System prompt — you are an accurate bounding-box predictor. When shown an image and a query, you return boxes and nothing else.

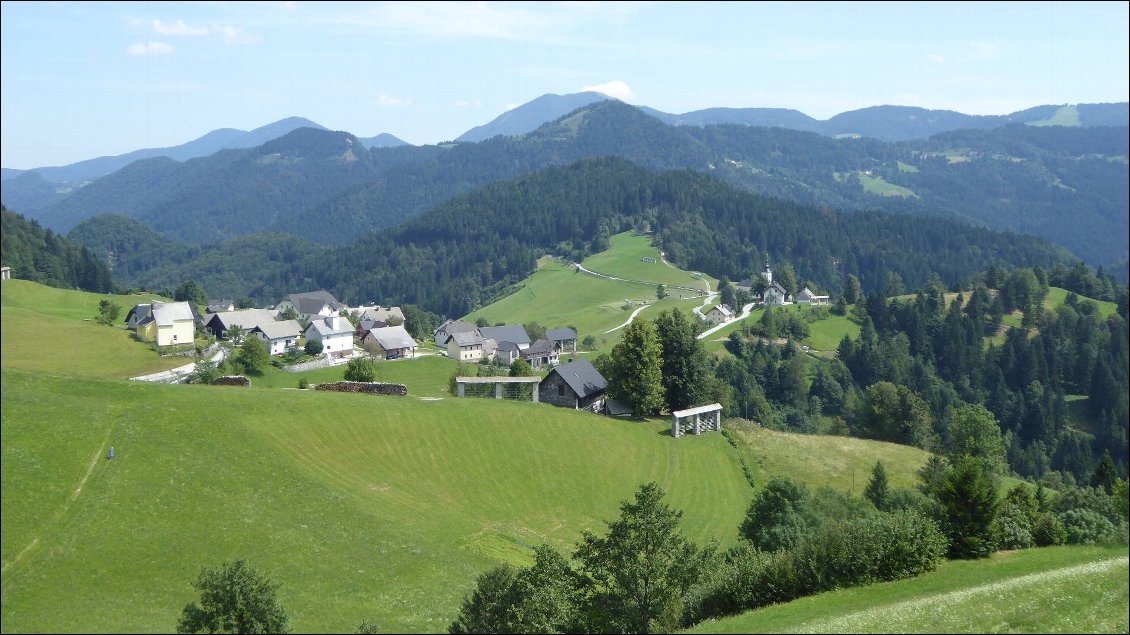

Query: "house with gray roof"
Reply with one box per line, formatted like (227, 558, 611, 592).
(204, 309, 278, 340)
(126, 301, 196, 347)
(304, 315, 355, 358)
(250, 320, 303, 355)
(547, 327, 578, 353)
(521, 339, 560, 370)
(434, 320, 478, 346)
(361, 325, 417, 359)
(276, 290, 345, 321)
(206, 299, 235, 313)
(354, 305, 405, 324)
(479, 325, 531, 349)
(539, 358, 607, 412)
(446, 330, 485, 362)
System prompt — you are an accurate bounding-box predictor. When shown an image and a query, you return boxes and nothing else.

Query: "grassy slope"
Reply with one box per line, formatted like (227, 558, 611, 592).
(0, 367, 754, 633)
(0, 279, 187, 378)
(466, 233, 713, 354)
(686, 546, 1128, 634)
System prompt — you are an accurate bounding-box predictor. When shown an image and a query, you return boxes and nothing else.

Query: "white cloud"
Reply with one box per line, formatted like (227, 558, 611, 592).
(579, 80, 636, 102)
(926, 54, 946, 64)
(213, 24, 260, 44)
(152, 19, 209, 36)
(127, 41, 174, 56)
(504, 103, 520, 111)
(379, 94, 412, 107)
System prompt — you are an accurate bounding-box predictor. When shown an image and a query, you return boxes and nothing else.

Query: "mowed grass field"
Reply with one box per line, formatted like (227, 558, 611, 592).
(0, 279, 187, 378)
(685, 545, 1128, 634)
(465, 235, 712, 354)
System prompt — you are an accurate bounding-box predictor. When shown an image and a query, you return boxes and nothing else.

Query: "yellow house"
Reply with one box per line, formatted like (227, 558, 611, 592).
(127, 301, 196, 347)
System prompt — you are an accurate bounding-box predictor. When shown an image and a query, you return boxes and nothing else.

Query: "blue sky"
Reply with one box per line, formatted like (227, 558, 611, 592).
(2, 1, 1127, 169)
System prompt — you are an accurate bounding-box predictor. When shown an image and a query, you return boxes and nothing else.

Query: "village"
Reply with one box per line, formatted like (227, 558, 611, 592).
(120, 256, 834, 434)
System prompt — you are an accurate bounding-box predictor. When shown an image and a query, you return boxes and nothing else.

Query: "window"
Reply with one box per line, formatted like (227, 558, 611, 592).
(558, 383, 565, 397)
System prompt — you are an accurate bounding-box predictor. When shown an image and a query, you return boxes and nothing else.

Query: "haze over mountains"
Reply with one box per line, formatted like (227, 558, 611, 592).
(1, 93, 1127, 285)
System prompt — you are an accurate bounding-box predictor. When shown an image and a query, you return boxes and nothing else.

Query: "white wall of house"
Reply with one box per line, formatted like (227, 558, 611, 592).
(447, 339, 482, 361)
(257, 333, 296, 356)
(318, 332, 352, 353)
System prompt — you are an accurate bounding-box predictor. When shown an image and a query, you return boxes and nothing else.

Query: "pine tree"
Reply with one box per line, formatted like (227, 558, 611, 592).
(655, 308, 711, 411)
(864, 461, 890, 510)
(937, 456, 999, 559)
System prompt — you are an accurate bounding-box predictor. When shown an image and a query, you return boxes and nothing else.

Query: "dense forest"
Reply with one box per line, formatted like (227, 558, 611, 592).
(0, 207, 113, 292)
(713, 267, 1129, 483)
(64, 157, 1075, 317)
(11, 101, 1126, 273)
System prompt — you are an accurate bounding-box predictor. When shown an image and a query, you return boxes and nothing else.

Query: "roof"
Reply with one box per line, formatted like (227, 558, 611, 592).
(709, 304, 733, 317)
(497, 340, 520, 352)
(770, 282, 788, 294)
(357, 306, 404, 322)
(523, 339, 556, 356)
(605, 397, 634, 417)
(252, 320, 302, 340)
(206, 299, 235, 313)
(450, 331, 485, 347)
(358, 319, 387, 331)
(305, 315, 354, 337)
(208, 309, 278, 332)
(283, 290, 344, 315)
(366, 325, 416, 350)
(547, 328, 577, 341)
(479, 325, 531, 346)
(440, 320, 478, 335)
(126, 303, 152, 323)
(151, 301, 195, 326)
(541, 358, 607, 399)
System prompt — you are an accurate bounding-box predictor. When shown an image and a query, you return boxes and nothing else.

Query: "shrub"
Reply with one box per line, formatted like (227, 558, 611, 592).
(304, 339, 323, 356)
(343, 357, 377, 383)
(1061, 508, 1121, 545)
(298, 377, 309, 390)
(1031, 512, 1068, 547)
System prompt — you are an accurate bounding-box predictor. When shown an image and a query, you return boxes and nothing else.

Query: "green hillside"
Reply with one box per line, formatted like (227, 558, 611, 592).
(0, 279, 189, 378)
(685, 546, 1127, 634)
(0, 279, 940, 633)
(466, 233, 712, 353)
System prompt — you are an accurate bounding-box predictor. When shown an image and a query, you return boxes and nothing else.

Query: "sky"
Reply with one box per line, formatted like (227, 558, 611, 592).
(2, 1, 1128, 170)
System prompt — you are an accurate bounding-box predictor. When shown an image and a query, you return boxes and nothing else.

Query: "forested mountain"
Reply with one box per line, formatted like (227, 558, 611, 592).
(15, 101, 1127, 273)
(68, 158, 1074, 318)
(455, 92, 612, 141)
(0, 207, 112, 292)
(359, 133, 410, 149)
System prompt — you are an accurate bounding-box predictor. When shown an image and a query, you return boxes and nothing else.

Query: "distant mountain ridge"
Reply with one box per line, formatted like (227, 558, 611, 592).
(1, 117, 329, 186)
(459, 93, 1129, 143)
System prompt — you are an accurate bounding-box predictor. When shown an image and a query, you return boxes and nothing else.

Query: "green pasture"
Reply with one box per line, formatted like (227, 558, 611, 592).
(686, 545, 1128, 634)
(580, 232, 716, 291)
(858, 172, 918, 198)
(0, 279, 187, 378)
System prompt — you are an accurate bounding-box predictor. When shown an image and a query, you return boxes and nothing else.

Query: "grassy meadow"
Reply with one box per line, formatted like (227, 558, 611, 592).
(685, 546, 1128, 634)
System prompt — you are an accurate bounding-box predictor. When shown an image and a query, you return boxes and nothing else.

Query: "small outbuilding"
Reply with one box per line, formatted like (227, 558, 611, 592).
(538, 358, 607, 413)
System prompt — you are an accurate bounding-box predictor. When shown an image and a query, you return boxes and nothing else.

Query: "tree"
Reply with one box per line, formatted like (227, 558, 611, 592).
(654, 308, 711, 412)
(937, 456, 999, 559)
(948, 404, 1008, 475)
(884, 271, 906, 298)
(186, 360, 221, 385)
(1091, 450, 1118, 494)
(227, 325, 245, 344)
(739, 476, 813, 551)
(718, 277, 735, 309)
(607, 319, 665, 417)
(448, 565, 519, 634)
(448, 545, 579, 634)
(304, 339, 323, 356)
(776, 264, 798, 298)
(843, 273, 863, 305)
(860, 382, 936, 450)
(235, 336, 269, 375)
(176, 559, 290, 634)
(278, 305, 299, 321)
(174, 280, 208, 307)
(656, 284, 667, 300)
(864, 461, 890, 511)
(574, 482, 703, 634)
(917, 454, 949, 497)
(97, 299, 122, 326)
(344, 357, 377, 382)
(508, 358, 533, 377)
(475, 316, 490, 328)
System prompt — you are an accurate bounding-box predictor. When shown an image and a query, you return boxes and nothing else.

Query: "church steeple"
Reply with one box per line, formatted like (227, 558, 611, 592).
(764, 255, 773, 285)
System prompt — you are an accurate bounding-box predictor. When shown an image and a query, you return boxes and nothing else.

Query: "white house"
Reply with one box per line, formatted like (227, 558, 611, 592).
(360, 325, 417, 359)
(304, 315, 355, 358)
(251, 320, 303, 356)
(521, 339, 560, 370)
(447, 330, 485, 362)
(126, 301, 196, 347)
(434, 320, 478, 346)
(353, 305, 405, 324)
(703, 304, 734, 325)
(796, 287, 830, 306)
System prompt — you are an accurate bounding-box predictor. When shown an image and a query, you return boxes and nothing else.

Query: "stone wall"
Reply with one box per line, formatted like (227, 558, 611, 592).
(313, 381, 408, 396)
(211, 375, 251, 387)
